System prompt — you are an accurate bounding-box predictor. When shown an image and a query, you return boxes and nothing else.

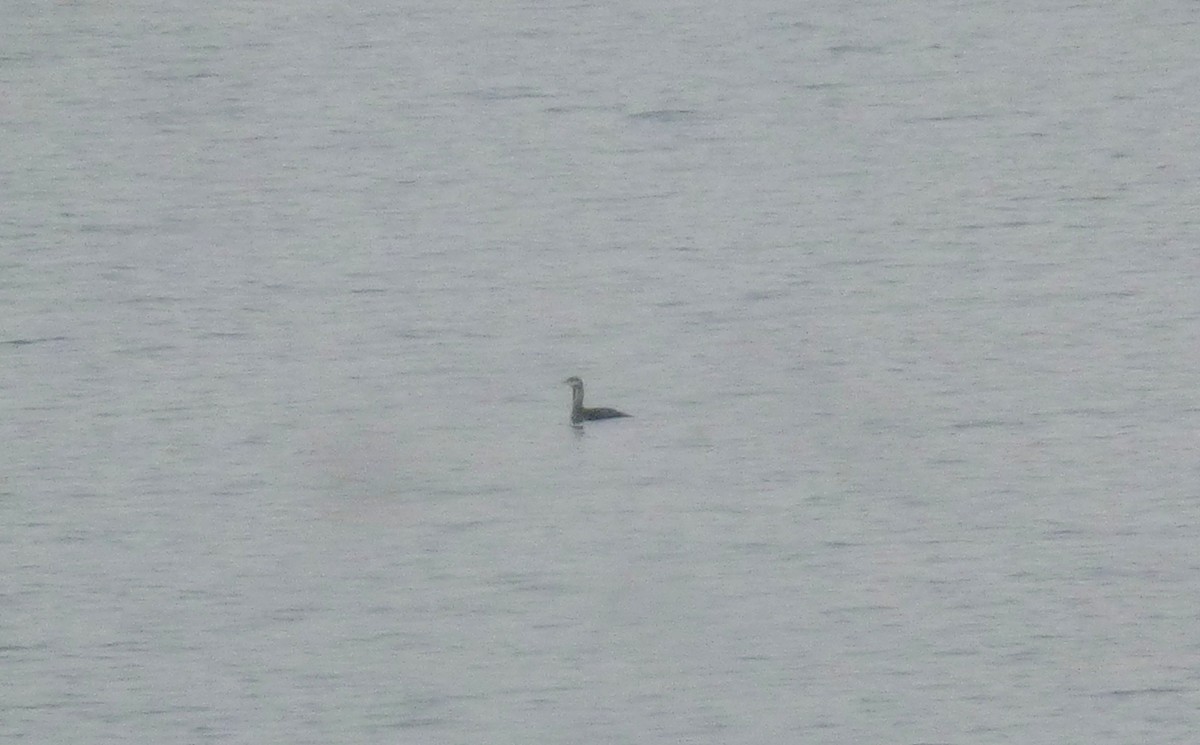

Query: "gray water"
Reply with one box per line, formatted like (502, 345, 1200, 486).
(4, 1, 1199, 742)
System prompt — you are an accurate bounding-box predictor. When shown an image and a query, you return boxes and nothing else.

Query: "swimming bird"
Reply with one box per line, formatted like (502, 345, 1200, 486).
(563, 376, 631, 425)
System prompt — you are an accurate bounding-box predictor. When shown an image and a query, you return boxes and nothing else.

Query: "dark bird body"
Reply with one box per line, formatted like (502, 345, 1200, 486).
(563, 376, 631, 425)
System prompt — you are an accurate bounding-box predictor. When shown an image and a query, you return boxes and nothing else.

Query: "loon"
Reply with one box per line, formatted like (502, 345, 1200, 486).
(563, 377, 631, 425)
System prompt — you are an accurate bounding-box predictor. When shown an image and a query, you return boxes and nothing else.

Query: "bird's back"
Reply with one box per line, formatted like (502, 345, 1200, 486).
(579, 406, 631, 422)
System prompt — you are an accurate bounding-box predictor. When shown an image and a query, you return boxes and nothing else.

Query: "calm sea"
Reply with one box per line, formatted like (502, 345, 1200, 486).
(3, 1, 1199, 742)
